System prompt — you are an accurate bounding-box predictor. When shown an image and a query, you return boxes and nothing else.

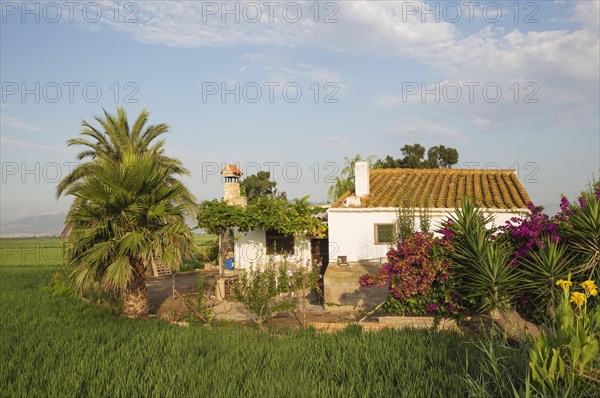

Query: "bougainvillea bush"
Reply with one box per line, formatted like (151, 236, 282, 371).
(359, 232, 464, 316)
(499, 188, 599, 270)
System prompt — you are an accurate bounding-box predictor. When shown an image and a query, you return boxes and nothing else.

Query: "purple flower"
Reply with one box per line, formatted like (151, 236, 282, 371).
(450, 292, 463, 302)
(426, 303, 439, 312)
(445, 303, 458, 313)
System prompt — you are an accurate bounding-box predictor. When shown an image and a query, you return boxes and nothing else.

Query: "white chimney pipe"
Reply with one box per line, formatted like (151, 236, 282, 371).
(355, 161, 370, 198)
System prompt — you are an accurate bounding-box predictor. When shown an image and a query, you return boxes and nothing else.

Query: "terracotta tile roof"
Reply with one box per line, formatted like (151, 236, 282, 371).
(221, 164, 242, 176)
(331, 168, 531, 209)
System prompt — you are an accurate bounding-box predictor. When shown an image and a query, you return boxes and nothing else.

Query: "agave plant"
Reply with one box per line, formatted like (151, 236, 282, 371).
(453, 229, 521, 312)
(518, 239, 574, 316)
(560, 191, 600, 281)
(448, 197, 521, 312)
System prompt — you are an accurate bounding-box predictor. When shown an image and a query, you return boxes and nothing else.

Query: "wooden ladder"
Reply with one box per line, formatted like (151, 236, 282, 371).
(152, 260, 172, 277)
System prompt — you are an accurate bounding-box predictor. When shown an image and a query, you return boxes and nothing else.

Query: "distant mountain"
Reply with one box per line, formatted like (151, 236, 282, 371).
(1, 213, 197, 237)
(0, 214, 66, 237)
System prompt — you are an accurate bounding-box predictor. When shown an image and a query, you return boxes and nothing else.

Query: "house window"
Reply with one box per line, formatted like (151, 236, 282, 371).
(374, 224, 395, 245)
(266, 230, 295, 255)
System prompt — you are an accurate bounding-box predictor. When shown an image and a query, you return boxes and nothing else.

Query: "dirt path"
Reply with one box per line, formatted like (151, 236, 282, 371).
(146, 270, 360, 326)
(146, 270, 219, 314)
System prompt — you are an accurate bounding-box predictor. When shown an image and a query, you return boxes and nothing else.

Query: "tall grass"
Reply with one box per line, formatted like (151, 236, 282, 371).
(0, 265, 527, 397)
(1, 239, 532, 397)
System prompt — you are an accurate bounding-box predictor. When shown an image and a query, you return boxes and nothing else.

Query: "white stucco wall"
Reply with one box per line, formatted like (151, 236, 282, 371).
(234, 229, 311, 270)
(327, 208, 527, 263)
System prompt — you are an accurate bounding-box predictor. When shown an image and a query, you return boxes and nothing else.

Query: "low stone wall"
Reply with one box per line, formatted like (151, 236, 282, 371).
(323, 262, 388, 310)
(308, 317, 459, 333)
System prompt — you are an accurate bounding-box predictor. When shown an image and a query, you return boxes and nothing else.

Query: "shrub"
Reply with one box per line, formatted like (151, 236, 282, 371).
(359, 232, 463, 316)
(198, 239, 219, 263)
(180, 255, 205, 272)
(232, 262, 316, 326)
(499, 202, 561, 266)
(42, 271, 77, 298)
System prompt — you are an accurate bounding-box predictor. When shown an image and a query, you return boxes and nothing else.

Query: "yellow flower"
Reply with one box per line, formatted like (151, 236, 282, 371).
(556, 279, 572, 290)
(589, 288, 598, 297)
(569, 292, 586, 307)
(581, 280, 597, 295)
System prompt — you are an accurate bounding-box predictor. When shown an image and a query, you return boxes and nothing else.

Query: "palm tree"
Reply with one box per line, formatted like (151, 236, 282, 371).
(58, 109, 197, 316)
(56, 107, 189, 201)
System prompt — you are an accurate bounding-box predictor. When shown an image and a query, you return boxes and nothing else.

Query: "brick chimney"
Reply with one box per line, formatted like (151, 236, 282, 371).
(221, 164, 247, 207)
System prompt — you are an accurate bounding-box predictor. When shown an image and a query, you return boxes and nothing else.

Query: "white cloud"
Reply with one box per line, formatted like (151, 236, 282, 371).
(240, 53, 347, 88)
(375, 96, 403, 110)
(470, 118, 492, 128)
(0, 115, 42, 132)
(0, 137, 72, 153)
(79, 1, 598, 130)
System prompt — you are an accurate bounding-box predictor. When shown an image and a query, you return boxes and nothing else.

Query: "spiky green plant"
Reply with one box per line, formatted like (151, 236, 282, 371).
(519, 239, 574, 315)
(561, 191, 600, 281)
(448, 197, 521, 312)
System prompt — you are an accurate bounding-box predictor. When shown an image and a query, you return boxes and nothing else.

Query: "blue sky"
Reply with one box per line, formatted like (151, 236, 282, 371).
(1, 0, 599, 223)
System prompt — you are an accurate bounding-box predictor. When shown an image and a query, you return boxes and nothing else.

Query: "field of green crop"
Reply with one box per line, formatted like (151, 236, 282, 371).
(0, 238, 64, 266)
(0, 238, 521, 397)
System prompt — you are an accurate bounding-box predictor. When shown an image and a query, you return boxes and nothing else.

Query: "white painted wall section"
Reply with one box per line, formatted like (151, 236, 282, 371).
(327, 208, 527, 263)
(234, 229, 311, 270)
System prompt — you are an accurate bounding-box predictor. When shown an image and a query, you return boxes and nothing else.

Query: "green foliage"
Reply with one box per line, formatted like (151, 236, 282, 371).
(42, 271, 77, 298)
(198, 238, 218, 263)
(360, 232, 462, 316)
(3, 266, 533, 397)
(448, 197, 521, 312)
(425, 145, 459, 168)
(58, 109, 197, 317)
(327, 154, 376, 201)
(231, 261, 321, 325)
(374, 143, 459, 169)
(395, 205, 416, 244)
(197, 197, 326, 239)
(462, 329, 531, 398)
(196, 200, 245, 236)
(529, 279, 600, 396)
(240, 171, 282, 203)
(560, 191, 600, 280)
(193, 273, 212, 323)
(232, 264, 299, 325)
(179, 257, 204, 272)
(519, 240, 575, 315)
(419, 207, 432, 233)
(62, 152, 197, 293)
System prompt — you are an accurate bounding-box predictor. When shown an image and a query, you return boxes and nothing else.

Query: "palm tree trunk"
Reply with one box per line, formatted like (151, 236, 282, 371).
(124, 259, 149, 317)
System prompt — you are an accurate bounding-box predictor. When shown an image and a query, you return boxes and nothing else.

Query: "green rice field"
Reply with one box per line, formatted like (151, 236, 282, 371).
(0, 238, 520, 397)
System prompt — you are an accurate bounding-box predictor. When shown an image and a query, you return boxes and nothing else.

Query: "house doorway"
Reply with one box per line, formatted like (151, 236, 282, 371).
(310, 238, 329, 267)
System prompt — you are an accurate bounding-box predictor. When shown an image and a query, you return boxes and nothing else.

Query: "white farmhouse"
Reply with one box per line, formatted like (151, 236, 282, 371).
(328, 161, 532, 263)
(324, 161, 532, 308)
